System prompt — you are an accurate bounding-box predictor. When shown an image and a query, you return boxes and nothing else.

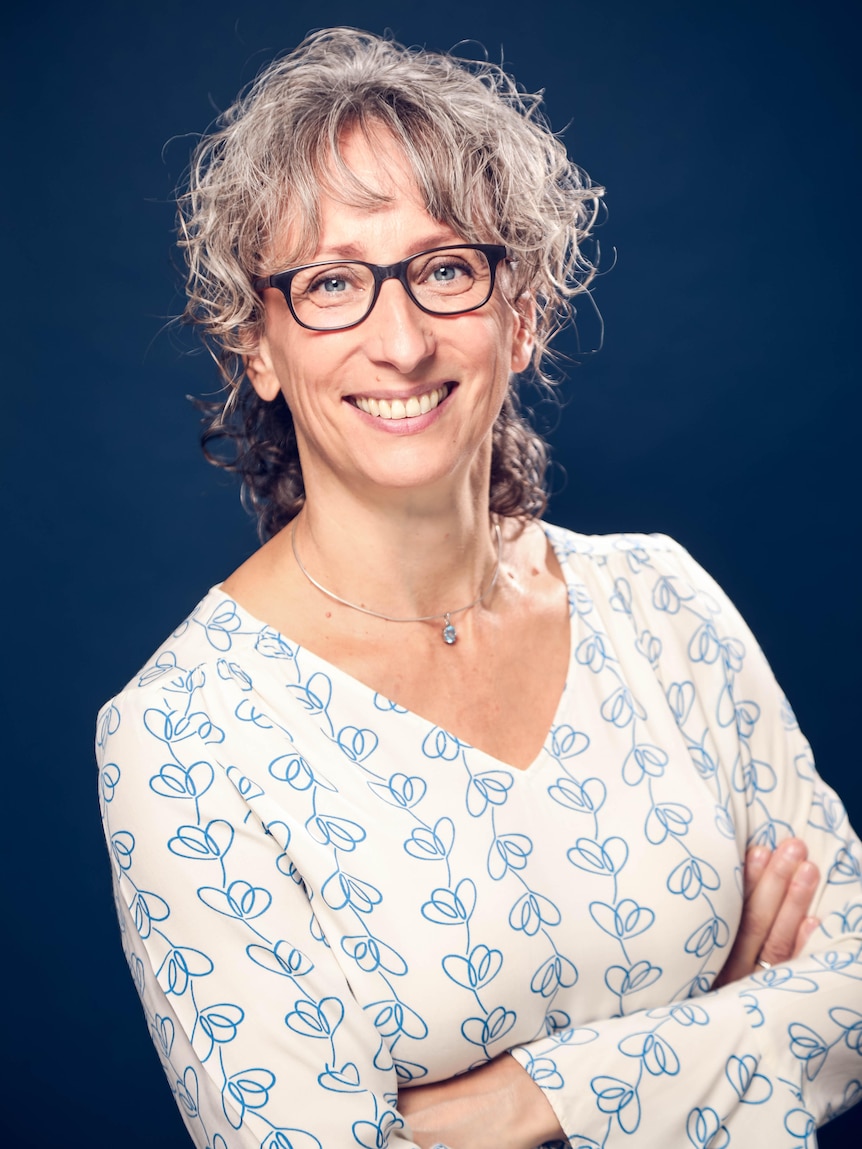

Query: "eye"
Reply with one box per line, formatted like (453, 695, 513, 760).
(296, 264, 369, 307)
(428, 259, 472, 284)
(414, 254, 478, 294)
(306, 270, 357, 296)
(317, 276, 347, 293)
(430, 263, 462, 283)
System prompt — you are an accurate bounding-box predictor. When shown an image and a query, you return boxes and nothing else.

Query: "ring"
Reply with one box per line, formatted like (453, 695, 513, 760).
(756, 958, 772, 970)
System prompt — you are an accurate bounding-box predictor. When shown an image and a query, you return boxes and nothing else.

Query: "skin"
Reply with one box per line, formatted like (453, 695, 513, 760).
(234, 124, 569, 773)
(226, 124, 822, 1149)
(713, 837, 820, 987)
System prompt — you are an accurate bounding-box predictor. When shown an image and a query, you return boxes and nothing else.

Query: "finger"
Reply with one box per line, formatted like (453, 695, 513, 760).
(757, 861, 820, 966)
(732, 838, 809, 972)
(793, 915, 821, 958)
(742, 846, 771, 899)
(716, 844, 798, 987)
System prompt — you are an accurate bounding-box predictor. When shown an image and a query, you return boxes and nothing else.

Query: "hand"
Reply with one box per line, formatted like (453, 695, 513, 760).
(398, 1053, 564, 1149)
(714, 837, 821, 988)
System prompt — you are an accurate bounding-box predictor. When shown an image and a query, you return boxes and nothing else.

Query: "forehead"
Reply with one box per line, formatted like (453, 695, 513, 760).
(333, 124, 415, 198)
(282, 125, 462, 263)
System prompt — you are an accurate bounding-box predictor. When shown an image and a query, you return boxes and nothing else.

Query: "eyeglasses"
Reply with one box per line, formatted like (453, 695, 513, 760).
(253, 244, 508, 332)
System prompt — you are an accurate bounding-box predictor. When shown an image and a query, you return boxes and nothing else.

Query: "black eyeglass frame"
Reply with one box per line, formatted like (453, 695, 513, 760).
(253, 243, 509, 332)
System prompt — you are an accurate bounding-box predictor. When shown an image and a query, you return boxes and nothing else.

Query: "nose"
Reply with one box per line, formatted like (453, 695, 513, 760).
(363, 277, 435, 373)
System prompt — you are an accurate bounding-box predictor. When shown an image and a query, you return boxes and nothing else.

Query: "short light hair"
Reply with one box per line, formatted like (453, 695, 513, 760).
(179, 27, 602, 539)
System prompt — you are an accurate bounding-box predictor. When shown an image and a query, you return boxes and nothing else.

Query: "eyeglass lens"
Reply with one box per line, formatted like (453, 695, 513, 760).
(289, 247, 495, 329)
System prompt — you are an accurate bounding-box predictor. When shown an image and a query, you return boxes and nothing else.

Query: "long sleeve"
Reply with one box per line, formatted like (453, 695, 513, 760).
(97, 530, 862, 1148)
(97, 677, 424, 1149)
(509, 535, 862, 1146)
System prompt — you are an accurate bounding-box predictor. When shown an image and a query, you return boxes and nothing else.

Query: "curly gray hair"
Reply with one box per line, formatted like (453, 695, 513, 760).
(179, 27, 602, 539)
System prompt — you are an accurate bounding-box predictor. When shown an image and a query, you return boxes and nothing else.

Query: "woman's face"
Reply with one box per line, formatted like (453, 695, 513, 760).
(246, 125, 533, 510)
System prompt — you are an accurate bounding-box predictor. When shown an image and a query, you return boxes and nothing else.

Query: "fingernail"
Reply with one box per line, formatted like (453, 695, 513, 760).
(794, 861, 819, 885)
(783, 839, 806, 862)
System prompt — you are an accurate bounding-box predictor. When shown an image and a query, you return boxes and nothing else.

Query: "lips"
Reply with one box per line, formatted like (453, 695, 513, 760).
(352, 384, 450, 420)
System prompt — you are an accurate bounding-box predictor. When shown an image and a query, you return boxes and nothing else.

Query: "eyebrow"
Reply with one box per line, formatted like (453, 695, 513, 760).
(311, 233, 465, 263)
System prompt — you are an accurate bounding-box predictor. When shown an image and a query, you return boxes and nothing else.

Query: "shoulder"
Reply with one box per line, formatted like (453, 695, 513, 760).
(542, 521, 715, 586)
(95, 585, 286, 742)
(543, 521, 686, 560)
(99, 587, 229, 696)
(540, 521, 753, 643)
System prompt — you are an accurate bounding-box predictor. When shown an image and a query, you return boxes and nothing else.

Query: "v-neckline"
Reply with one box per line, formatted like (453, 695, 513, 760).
(208, 523, 576, 775)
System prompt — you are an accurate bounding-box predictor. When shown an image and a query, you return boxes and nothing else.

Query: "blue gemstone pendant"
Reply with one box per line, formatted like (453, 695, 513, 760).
(442, 614, 457, 644)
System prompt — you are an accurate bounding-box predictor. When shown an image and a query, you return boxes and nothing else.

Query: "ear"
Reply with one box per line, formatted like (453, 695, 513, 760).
(509, 294, 536, 375)
(244, 332, 281, 402)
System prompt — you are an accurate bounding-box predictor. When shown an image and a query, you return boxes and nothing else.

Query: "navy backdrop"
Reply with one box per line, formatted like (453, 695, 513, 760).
(3, 0, 859, 1145)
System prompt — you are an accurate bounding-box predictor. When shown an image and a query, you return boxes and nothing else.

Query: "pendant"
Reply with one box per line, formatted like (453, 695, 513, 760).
(442, 613, 457, 645)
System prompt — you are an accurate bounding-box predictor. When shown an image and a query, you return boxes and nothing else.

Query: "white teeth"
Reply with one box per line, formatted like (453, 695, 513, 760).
(354, 384, 449, 420)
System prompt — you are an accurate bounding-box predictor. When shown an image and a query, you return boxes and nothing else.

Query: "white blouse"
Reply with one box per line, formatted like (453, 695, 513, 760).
(96, 527, 862, 1148)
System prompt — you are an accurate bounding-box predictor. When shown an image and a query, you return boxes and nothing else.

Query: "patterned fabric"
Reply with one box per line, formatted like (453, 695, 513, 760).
(95, 527, 862, 1148)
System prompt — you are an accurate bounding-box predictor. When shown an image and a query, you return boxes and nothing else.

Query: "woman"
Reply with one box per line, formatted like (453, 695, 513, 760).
(96, 28, 861, 1148)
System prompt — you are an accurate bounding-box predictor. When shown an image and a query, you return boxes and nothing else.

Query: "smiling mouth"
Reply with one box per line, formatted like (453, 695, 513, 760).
(352, 384, 450, 420)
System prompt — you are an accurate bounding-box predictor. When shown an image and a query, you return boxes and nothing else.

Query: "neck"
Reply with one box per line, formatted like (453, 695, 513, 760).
(291, 483, 501, 623)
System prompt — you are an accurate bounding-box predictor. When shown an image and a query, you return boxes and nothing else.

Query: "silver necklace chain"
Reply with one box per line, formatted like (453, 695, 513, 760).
(290, 520, 503, 645)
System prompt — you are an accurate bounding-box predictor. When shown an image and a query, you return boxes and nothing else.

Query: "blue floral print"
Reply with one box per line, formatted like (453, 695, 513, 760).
(96, 527, 862, 1146)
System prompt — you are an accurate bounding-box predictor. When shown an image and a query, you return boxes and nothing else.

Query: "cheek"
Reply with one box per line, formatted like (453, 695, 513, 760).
(268, 341, 320, 406)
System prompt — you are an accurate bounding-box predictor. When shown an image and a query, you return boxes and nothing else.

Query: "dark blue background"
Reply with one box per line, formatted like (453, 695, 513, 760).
(3, 0, 859, 1145)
